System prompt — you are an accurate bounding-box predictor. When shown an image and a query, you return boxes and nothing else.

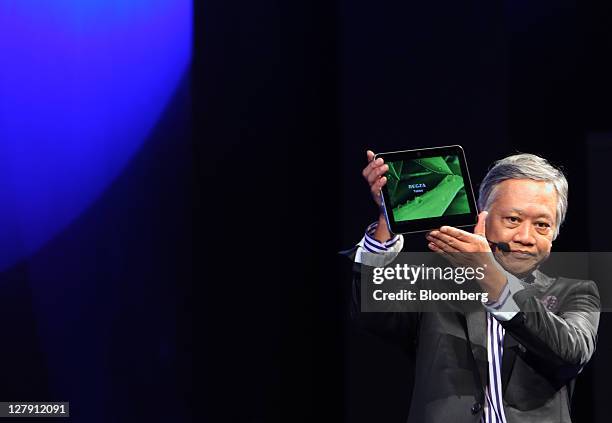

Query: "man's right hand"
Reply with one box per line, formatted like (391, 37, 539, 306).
(362, 150, 393, 243)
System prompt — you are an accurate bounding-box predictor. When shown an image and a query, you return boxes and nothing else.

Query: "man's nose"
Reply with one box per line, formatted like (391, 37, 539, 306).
(513, 222, 536, 245)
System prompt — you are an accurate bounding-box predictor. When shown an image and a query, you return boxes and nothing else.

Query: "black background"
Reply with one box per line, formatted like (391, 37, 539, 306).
(197, 0, 612, 422)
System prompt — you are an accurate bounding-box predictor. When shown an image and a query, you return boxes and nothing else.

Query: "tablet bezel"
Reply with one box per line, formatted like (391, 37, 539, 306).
(375, 145, 479, 235)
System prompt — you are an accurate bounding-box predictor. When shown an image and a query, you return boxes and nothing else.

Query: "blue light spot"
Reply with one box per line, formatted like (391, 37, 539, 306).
(0, 0, 192, 272)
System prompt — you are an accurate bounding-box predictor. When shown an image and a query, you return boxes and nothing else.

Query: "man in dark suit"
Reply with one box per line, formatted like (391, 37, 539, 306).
(345, 151, 600, 422)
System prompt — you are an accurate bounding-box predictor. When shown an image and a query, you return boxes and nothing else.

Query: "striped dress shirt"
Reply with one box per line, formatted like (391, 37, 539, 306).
(482, 312, 506, 422)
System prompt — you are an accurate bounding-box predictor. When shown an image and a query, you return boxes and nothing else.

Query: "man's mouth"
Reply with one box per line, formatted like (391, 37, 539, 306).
(509, 251, 535, 259)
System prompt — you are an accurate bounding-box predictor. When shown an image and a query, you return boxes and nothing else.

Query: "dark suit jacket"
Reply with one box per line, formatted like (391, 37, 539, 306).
(344, 248, 600, 423)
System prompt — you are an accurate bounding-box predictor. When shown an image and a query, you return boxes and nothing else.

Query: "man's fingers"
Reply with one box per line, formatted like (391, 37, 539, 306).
(363, 158, 385, 179)
(439, 226, 472, 242)
(427, 238, 459, 253)
(433, 224, 491, 253)
(428, 242, 443, 253)
(427, 230, 466, 252)
(366, 150, 375, 162)
(474, 211, 488, 237)
(368, 163, 388, 185)
(362, 153, 385, 181)
(371, 176, 387, 196)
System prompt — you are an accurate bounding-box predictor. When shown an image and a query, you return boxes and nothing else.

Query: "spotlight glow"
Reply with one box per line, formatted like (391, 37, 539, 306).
(0, 0, 192, 271)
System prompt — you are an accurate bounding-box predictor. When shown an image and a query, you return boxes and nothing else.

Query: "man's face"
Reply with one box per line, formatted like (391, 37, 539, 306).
(485, 179, 557, 277)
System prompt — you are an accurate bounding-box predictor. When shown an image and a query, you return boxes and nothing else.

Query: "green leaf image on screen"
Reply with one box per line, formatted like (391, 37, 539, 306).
(386, 155, 471, 221)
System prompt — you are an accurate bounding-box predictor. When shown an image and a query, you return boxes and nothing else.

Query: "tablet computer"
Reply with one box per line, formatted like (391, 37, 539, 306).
(375, 145, 479, 234)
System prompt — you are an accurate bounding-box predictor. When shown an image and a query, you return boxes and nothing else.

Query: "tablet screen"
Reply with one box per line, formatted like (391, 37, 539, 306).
(376, 145, 478, 234)
(386, 154, 470, 221)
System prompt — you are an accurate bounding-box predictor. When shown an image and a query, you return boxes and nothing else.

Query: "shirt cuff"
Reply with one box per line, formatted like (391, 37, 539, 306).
(483, 270, 525, 321)
(354, 221, 404, 267)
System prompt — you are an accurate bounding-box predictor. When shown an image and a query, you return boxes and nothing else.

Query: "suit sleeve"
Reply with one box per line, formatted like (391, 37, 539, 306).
(499, 279, 600, 372)
(342, 244, 422, 354)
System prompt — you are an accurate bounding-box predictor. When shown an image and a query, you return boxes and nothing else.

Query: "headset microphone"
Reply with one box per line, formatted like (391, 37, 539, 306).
(488, 240, 511, 253)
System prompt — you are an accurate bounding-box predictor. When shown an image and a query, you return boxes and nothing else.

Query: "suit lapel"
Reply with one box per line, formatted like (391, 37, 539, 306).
(465, 308, 488, 389)
(501, 330, 519, 394)
(464, 271, 547, 397)
(500, 270, 549, 393)
(465, 308, 519, 395)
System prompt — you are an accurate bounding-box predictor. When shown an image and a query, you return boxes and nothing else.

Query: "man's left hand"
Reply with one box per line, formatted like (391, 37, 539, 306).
(426, 211, 508, 301)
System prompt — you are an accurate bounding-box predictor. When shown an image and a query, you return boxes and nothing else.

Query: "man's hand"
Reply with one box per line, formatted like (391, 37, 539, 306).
(363, 150, 388, 208)
(426, 211, 508, 301)
(362, 150, 392, 243)
(426, 211, 491, 254)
